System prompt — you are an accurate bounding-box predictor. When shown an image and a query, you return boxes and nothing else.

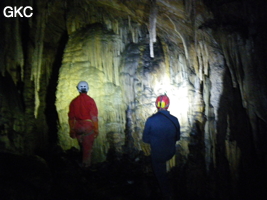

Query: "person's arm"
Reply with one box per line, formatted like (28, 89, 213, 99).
(92, 117, 99, 138)
(90, 99, 99, 138)
(68, 119, 76, 138)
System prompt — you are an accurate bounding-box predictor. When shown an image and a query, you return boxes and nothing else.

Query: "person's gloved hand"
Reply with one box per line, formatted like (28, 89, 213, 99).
(141, 141, 151, 156)
(93, 120, 99, 138)
(94, 130, 99, 138)
(166, 155, 176, 172)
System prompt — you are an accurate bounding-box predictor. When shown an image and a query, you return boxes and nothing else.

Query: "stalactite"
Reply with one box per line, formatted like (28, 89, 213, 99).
(196, 41, 210, 81)
(203, 42, 209, 75)
(2, 16, 24, 84)
(165, 14, 190, 67)
(66, 0, 145, 49)
(113, 19, 119, 35)
(202, 45, 225, 171)
(149, 0, 157, 58)
(30, 10, 46, 118)
(197, 42, 203, 81)
(14, 17, 24, 82)
(128, 16, 134, 43)
(221, 36, 238, 88)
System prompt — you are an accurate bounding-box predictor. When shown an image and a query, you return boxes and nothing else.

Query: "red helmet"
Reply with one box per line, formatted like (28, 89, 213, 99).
(155, 95, 170, 109)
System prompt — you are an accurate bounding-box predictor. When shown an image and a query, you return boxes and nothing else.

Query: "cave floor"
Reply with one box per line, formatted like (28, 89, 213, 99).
(3, 147, 266, 200)
(48, 148, 177, 200)
(0, 149, 180, 200)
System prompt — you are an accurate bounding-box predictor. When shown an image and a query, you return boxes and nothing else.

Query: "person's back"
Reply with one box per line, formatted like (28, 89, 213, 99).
(143, 109, 180, 162)
(68, 81, 99, 168)
(69, 92, 97, 118)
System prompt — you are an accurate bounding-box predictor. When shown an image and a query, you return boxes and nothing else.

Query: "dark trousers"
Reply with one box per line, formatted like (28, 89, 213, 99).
(152, 159, 173, 198)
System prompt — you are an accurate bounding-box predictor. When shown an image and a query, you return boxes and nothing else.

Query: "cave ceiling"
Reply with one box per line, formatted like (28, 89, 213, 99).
(42, 0, 253, 49)
(44, 0, 206, 50)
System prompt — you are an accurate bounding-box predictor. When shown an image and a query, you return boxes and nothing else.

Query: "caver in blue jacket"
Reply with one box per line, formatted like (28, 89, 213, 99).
(143, 110, 180, 162)
(143, 109, 180, 198)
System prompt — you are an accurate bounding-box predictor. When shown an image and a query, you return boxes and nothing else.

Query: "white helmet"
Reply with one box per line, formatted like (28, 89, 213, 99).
(77, 81, 89, 93)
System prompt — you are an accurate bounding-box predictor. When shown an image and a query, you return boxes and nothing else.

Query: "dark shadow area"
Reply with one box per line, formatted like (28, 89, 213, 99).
(172, 120, 213, 200)
(2, 137, 210, 200)
(0, 73, 25, 152)
(185, 120, 208, 200)
(216, 66, 267, 200)
(0, 149, 164, 200)
(1, 130, 266, 200)
(44, 30, 68, 146)
(0, 152, 51, 200)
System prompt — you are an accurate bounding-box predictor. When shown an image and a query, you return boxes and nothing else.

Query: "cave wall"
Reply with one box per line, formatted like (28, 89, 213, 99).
(55, 22, 198, 163)
(1, 0, 267, 198)
(56, 24, 127, 161)
(54, 0, 207, 164)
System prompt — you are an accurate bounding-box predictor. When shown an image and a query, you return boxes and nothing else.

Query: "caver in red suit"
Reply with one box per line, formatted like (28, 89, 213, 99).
(68, 81, 99, 168)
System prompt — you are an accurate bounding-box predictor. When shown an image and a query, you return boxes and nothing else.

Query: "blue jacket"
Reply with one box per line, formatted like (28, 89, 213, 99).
(143, 110, 180, 162)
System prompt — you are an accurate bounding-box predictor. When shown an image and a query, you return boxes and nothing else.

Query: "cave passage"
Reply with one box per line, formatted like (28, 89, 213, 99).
(1, 0, 267, 200)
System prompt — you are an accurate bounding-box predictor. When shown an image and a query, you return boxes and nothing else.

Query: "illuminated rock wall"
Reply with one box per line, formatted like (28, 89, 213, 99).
(55, 22, 207, 163)
(56, 24, 125, 162)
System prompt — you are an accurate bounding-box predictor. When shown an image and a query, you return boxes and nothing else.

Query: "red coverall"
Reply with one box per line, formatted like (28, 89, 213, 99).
(68, 93, 98, 167)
